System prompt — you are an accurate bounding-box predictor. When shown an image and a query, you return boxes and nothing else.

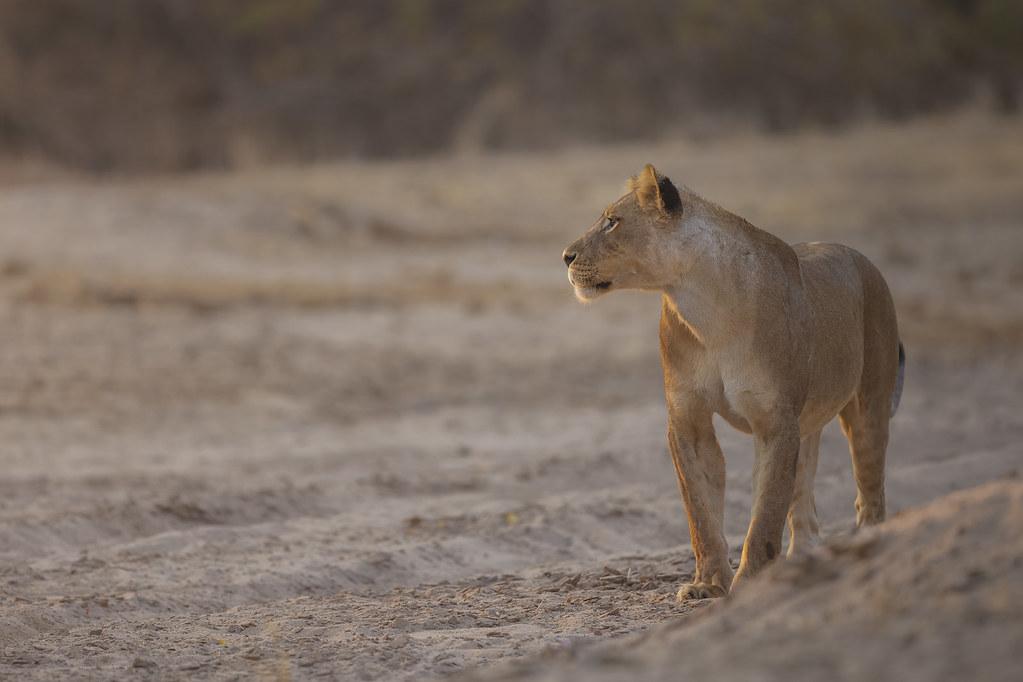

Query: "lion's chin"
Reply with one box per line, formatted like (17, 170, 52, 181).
(573, 282, 612, 302)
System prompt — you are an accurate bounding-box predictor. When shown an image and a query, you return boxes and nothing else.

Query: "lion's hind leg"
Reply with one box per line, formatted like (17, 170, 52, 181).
(841, 254, 899, 527)
(786, 429, 821, 556)
(839, 395, 889, 527)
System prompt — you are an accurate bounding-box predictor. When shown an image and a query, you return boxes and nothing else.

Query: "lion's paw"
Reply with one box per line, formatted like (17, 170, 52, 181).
(676, 582, 727, 602)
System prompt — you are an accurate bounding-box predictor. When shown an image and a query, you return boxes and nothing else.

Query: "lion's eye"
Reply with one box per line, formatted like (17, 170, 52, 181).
(604, 217, 619, 232)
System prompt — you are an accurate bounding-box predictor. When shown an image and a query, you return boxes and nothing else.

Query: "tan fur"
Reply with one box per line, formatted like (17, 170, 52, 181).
(628, 164, 668, 212)
(563, 166, 902, 600)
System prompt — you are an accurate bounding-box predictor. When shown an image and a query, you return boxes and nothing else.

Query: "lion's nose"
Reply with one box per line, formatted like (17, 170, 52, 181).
(563, 250, 577, 267)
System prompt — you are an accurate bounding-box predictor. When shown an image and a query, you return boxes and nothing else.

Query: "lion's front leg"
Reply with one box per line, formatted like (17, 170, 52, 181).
(732, 419, 800, 591)
(668, 413, 733, 601)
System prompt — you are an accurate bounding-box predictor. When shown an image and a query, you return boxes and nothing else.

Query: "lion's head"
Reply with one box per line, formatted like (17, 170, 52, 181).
(562, 164, 687, 302)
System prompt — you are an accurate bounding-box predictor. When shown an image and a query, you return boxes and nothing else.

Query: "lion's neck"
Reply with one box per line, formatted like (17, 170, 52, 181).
(661, 214, 794, 345)
(662, 275, 731, 345)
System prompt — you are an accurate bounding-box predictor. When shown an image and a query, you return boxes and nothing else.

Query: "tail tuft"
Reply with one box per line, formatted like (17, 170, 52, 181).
(890, 341, 905, 417)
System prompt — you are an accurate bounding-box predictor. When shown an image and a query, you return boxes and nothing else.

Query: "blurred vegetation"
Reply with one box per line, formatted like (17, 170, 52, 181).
(0, 0, 1019, 172)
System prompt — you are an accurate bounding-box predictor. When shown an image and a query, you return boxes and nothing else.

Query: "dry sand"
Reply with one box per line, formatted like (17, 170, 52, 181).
(467, 479, 1023, 682)
(0, 112, 1021, 680)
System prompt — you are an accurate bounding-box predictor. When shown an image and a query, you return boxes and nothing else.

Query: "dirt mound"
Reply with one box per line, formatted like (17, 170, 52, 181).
(472, 479, 1023, 682)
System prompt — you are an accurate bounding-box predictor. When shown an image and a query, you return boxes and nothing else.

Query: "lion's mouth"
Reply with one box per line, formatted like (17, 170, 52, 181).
(572, 280, 613, 302)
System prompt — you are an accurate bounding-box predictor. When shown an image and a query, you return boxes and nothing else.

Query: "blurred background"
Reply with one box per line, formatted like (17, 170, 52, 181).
(1, 2, 1021, 680)
(0, 0, 1021, 172)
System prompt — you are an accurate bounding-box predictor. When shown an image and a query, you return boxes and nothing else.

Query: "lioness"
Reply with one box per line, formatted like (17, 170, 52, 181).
(563, 165, 904, 601)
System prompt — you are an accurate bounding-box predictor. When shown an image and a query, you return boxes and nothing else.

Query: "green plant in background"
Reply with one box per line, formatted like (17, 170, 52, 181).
(0, 0, 1018, 172)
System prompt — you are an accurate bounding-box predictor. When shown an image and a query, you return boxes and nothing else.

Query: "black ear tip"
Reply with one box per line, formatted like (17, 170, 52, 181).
(658, 175, 682, 214)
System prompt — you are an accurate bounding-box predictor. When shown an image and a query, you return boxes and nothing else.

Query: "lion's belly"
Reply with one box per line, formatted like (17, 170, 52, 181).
(717, 405, 753, 434)
(660, 241, 871, 437)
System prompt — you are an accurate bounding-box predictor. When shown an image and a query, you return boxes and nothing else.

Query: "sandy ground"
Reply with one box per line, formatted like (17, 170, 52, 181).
(0, 112, 1021, 680)
(468, 479, 1023, 682)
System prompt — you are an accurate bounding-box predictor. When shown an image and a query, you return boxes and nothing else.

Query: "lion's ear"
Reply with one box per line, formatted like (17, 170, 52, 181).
(629, 164, 682, 216)
(656, 172, 683, 216)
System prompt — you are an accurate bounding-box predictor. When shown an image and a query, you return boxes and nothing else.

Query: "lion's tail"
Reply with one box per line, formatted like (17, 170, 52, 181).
(890, 341, 905, 417)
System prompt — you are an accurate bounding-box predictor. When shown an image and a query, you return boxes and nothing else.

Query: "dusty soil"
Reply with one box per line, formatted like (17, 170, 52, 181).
(0, 112, 1021, 680)
(468, 479, 1023, 682)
